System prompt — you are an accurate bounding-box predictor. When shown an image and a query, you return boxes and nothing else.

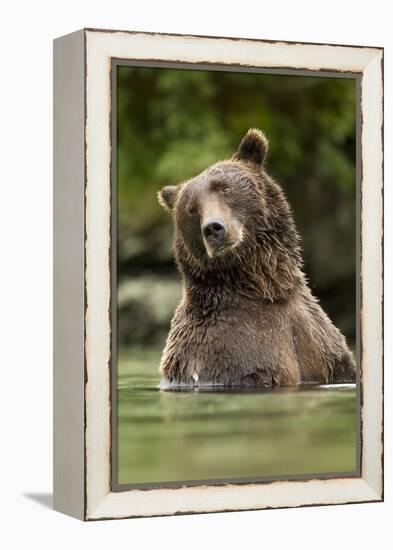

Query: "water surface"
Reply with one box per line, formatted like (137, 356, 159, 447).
(117, 348, 357, 486)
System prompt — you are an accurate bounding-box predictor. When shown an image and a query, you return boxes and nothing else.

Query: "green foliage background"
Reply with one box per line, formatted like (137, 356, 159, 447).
(117, 66, 356, 351)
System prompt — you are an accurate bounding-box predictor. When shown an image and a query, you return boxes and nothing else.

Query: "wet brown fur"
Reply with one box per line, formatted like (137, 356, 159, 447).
(158, 129, 356, 387)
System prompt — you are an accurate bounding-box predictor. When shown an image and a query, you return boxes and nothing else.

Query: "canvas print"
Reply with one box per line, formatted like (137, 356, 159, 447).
(115, 65, 357, 487)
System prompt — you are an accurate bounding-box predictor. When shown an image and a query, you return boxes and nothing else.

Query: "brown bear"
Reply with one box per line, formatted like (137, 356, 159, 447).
(158, 129, 356, 387)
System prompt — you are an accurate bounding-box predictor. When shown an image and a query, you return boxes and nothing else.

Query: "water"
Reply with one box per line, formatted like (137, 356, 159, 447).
(117, 348, 357, 486)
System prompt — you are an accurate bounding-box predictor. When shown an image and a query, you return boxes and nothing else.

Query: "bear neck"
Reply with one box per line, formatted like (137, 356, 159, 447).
(178, 250, 304, 310)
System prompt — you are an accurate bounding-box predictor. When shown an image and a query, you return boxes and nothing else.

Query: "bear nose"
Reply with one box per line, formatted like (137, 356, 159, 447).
(202, 218, 226, 242)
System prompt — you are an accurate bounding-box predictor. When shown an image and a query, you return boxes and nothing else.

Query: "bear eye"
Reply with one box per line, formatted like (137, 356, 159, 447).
(188, 203, 198, 216)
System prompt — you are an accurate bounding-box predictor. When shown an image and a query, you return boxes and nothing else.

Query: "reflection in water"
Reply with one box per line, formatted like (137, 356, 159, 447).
(117, 349, 357, 486)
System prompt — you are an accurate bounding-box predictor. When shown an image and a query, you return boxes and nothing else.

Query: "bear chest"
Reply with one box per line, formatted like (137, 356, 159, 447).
(168, 302, 297, 385)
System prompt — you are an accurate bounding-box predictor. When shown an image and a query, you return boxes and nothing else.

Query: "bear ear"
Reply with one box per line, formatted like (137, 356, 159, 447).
(233, 128, 269, 166)
(158, 185, 178, 212)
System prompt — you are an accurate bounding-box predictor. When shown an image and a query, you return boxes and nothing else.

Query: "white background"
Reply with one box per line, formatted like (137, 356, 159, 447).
(0, 1, 391, 548)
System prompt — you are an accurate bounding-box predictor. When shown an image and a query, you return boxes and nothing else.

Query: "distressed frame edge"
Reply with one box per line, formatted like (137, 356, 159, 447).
(82, 29, 383, 521)
(358, 48, 384, 500)
(83, 26, 384, 52)
(85, 477, 383, 521)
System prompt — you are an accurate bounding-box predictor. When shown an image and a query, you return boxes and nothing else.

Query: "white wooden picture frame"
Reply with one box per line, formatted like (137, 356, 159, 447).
(53, 28, 383, 521)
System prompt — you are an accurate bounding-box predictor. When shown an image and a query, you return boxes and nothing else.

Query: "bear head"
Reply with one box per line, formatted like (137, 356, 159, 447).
(158, 129, 302, 300)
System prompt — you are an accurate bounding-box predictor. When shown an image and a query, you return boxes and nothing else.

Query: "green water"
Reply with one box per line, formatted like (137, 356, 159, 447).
(117, 348, 357, 486)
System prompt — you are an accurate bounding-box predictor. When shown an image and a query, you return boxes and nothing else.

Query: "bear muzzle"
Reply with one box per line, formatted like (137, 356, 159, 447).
(201, 216, 241, 258)
(202, 217, 226, 242)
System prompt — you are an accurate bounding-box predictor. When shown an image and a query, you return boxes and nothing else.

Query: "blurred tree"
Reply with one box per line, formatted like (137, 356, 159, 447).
(117, 66, 356, 348)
